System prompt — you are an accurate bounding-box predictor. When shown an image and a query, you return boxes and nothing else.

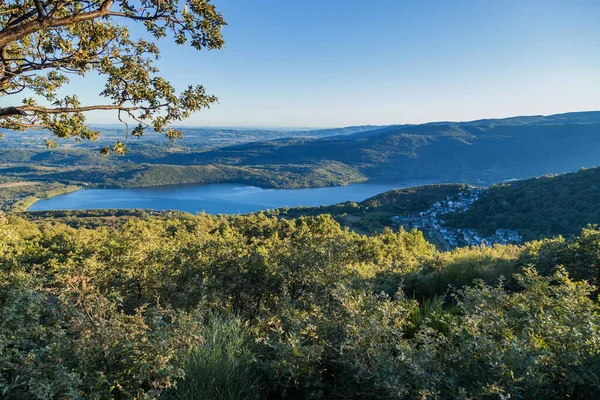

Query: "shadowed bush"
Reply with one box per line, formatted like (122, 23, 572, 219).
(165, 314, 262, 400)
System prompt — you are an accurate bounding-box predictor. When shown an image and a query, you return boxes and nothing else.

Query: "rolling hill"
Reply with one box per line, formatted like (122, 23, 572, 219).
(2, 111, 600, 189)
(270, 183, 467, 234)
(143, 111, 600, 185)
(444, 166, 600, 240)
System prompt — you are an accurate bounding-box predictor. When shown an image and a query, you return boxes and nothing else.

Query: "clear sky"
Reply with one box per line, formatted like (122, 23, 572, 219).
(72, 0, 600, 127)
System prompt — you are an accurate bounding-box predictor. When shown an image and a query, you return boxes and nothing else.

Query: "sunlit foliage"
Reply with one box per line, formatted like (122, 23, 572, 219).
(1, 213, 600, 398)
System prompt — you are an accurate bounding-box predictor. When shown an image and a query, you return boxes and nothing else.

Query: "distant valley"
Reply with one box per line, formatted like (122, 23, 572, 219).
(19, 166, 600, 247)
(1, 111, 600, 192)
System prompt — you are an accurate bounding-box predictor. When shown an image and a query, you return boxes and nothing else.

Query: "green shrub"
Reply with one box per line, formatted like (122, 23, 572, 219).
(3, 213, 600, 399)
(368, 269, 600, 399)
(165, 314, 262, 400)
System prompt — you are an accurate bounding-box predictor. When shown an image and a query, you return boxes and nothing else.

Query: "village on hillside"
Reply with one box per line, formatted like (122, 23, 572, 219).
(391, 187, 522, 250)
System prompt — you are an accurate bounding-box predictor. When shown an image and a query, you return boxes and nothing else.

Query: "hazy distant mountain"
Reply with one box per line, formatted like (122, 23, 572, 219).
(3, 111, 600, 189)
(147, 111, 600, 185)
(0, 124, 385, 150)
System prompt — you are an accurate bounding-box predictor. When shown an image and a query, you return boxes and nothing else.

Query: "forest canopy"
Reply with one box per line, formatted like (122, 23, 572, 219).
(445, 167, 600, 240)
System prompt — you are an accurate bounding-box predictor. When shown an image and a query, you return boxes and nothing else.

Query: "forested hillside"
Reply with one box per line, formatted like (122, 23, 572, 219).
(2, 212, 600, 399)
(149, 111, 600, 184)
(0, 181, 80, 211)
(272, 184, 467, 234)
(2, 112, 600, 190)
(0, 158, 367, 191)
(0, 1, 596, 399)
(445, 167, 600, 240)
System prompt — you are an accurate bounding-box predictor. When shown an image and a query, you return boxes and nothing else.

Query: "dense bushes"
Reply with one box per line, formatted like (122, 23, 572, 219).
(2, 213, 600, 398)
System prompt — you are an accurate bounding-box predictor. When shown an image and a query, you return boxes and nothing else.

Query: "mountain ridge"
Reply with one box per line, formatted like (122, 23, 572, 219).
(2, 111, 600, 189)
(138, 111, 600, 185)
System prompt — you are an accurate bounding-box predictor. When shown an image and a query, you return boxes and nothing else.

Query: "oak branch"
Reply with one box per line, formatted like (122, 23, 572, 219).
(0, 0, 225, 153)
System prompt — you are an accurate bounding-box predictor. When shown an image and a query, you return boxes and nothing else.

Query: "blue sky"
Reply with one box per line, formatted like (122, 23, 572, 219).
(60, 1, 600, 127)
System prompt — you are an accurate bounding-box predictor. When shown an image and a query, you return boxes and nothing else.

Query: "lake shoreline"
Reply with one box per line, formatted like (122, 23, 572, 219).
(27, 180, 440, 214)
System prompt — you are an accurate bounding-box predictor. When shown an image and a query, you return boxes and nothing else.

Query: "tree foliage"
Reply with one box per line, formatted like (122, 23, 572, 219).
(2, 212, 600, 398)
(445, 167, 600, 240)
(0, 1, 225, 153)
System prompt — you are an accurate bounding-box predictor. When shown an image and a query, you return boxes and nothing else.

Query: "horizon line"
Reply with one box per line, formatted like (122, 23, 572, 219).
(82, 109, 600, 131)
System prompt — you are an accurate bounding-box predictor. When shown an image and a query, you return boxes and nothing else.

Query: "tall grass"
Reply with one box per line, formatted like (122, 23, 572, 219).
(165, 314, 262, 400)
(406, 245, 522, 300)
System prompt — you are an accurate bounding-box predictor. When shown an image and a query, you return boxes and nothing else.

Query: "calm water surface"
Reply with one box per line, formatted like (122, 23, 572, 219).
(29, 180, 438, 214)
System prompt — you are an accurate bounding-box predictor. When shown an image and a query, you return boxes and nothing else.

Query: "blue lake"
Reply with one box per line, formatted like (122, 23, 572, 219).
(28, 180, 439, 214)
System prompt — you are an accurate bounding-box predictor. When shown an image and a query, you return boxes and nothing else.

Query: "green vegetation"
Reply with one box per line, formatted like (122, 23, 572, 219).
(271, 184, 466, 234)
(0, 181, 80, 211)
(0, 1, 226, 150)
(165, 314, 262, 400)
(122, 162, 366, 189)
(445, 167, 600, 240)
(2, 211, 600, 399)
(3, 111, 600, 191)
(2, 4, 598, 398)
(0, 152, 366, 189)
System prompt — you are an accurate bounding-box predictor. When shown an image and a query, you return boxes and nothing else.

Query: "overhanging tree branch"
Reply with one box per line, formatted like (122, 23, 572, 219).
(0, 104, 134, 117)
(0, 0, 226, 153)
(0, 1, 115, 48)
